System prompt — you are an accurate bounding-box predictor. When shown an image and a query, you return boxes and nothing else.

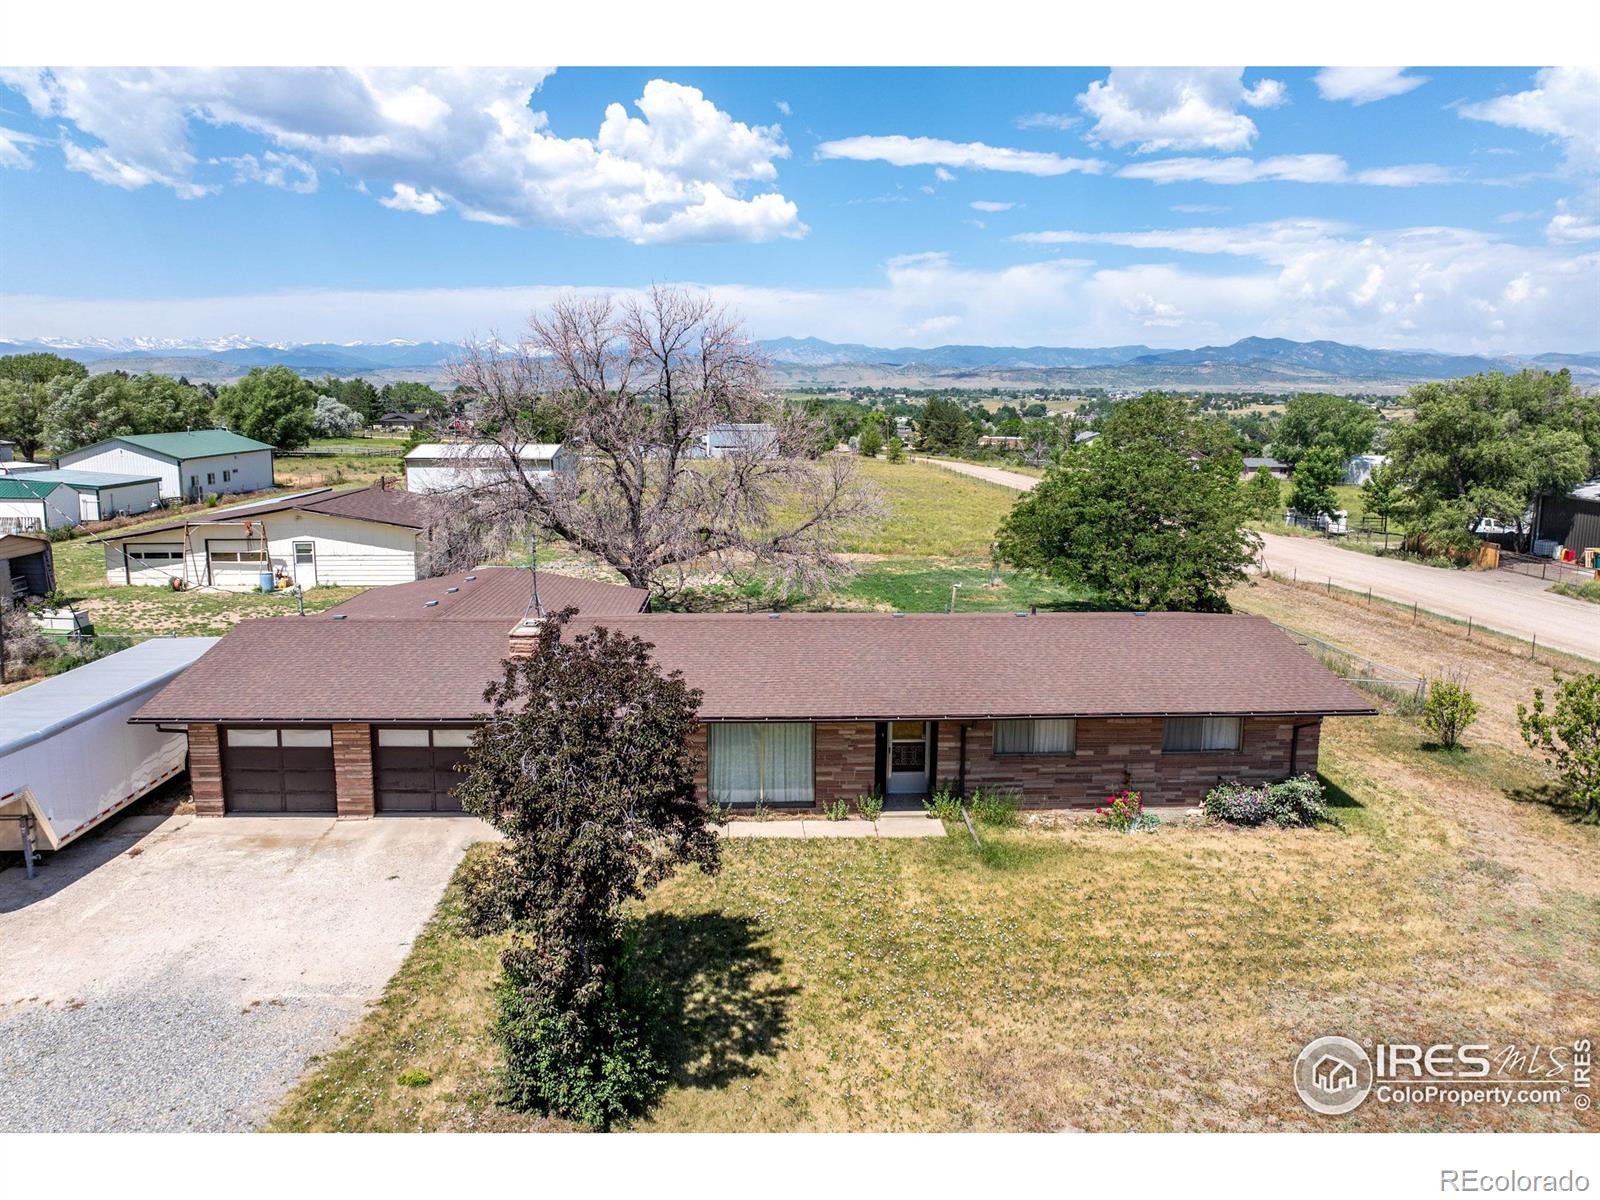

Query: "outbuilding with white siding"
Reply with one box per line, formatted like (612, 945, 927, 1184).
(96, 481, 437, 590)
(404, 441, 575, 494)
(59, 430, 275, 500)
(13, 469, 163, 522)
(0, 478, 79, 532)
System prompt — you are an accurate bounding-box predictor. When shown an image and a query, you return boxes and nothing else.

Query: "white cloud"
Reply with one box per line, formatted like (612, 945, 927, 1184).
(775, 100, 792, 116)
(816, 134, 1105, 176)
(1013, 112, 1079, 131)
(0, 68, 805, 243)
(1313, 67, 1427, 105)
(215, 150, 317, 194)
(1459, 66, 1600, 172)
(0, 125, 43, 168)
(1118, 154, 1456, 187)
(1075, 68, 1287, 153)
(378, 182, 444, 215)
(933, 166, 955, 182)
(1547, 195, 1600, 242)
(970, 200, 1016, 212)
(8, 224, 1592, 354)
(1170, 203, 1227, 214)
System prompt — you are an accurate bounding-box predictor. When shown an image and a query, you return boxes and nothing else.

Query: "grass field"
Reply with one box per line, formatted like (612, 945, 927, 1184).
(827, 558, 1096, 613)
(842, 459, 1021, 558)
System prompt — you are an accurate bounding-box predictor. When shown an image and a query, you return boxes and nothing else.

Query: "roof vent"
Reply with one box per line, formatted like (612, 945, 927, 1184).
(1014, 611, 1029, 617)
(464, 575, 477, 581)
(891, 612, 906, 619)
(424, 599, 439, 608)
(331, 613, 347, 620)
(446, 586, 460, 593)
(768, 613, 781, 620)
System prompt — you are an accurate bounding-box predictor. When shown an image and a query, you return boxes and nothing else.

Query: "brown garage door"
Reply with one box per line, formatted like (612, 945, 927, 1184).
(374, 727, 472, 813)
(222, 727, 336, 814)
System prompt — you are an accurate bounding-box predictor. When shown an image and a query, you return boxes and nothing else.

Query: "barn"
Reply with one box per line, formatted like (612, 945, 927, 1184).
(59, 430, 275, 500)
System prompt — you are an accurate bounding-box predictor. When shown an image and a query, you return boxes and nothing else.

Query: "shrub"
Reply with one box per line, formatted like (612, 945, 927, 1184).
(495, 961, 667, 1130)
(885, 436, 906, 463)
(1096, 788, 1159, 831)
(751, 797, 771, 822)
(1202, 781, 1272, 827)
(1204, 775, 1336, 828)
(1264, 774, 1335, 828)
(204, 492, 220, 507)
(822, 797, 849, 821)
(1519, 672, 1600, 823)
(969, 787, 1020, 827)
(923, 786, 962, 821)
(397, 1068, 432, 1088)
(456, 843, 521, 936)
(855, 792, 884, 822)
(706, 797, 733, 826)
(1422, 676, 1479, 749)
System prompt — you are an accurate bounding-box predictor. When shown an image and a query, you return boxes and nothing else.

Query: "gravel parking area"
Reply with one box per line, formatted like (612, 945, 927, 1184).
(0, 812, 489, 1132)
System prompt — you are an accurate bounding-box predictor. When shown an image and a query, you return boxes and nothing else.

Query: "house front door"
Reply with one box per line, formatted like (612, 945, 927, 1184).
(886, 721, 930, 795)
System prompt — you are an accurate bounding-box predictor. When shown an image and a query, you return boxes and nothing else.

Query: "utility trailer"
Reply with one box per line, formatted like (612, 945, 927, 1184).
(1, 637, 217, 875)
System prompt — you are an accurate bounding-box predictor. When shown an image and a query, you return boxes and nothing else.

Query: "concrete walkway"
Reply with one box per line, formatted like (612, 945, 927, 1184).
(720, 814, 943, 838)
(917, 456, 1597, 663)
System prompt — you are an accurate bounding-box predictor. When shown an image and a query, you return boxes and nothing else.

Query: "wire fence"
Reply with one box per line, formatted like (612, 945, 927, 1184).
(1269, 621, 1429, 712)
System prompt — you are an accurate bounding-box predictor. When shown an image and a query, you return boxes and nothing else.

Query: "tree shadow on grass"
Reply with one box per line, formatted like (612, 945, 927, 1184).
(623, 911, 796, 1092)
(1505, 780, 1596, 825)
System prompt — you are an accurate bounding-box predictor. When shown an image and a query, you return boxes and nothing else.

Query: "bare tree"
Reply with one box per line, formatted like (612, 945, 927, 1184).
(443, 286, 882, 598)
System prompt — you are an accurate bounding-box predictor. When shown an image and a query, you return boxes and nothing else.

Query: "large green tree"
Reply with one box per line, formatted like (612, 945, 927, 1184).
(1288, 442, 1343, 521)
(997, 392, 1258, 611)
(379, 380, 448, 418)
(1271, 393, 1380, 465)
(214, 365, 317, 449)
(1386, 370, 1597, 553)
(455, 609, 719, 1127)
(315, 375, 382, 423)
(0, 352, 88, 386)
(917, 395, 975, 454)
(44, 371, 213, 454)
(0, 379, 47, 460)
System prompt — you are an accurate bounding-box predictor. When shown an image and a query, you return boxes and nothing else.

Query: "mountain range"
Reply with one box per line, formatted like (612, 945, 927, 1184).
(2, 334, 1596, 390)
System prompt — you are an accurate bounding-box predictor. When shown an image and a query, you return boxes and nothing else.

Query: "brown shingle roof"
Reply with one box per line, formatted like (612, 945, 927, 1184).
(321, 566, 649, 620)
(96, 482, 430, 540)
(132, 610, 1373, 725)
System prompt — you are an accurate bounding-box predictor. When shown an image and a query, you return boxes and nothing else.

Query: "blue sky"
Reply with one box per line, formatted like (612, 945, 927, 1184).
(1, 66, 1596, 351)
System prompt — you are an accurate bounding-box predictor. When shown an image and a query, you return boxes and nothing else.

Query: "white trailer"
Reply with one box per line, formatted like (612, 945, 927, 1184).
(1, 637, 217, 874)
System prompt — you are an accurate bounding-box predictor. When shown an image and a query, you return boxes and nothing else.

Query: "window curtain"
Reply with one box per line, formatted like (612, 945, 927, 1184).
(709, 723, 814, 805)
(1163, 716, 1242, 751)
(993, 718, 1076, 754)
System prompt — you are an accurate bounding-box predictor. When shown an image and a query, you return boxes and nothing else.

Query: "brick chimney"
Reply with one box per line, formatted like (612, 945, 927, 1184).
(507, 616, 543, 659)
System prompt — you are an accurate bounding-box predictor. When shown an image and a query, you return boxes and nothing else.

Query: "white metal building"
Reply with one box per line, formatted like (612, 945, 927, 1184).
(0, 477, 78, 532)
(59, 430, 275, 500)
(404, 441, 576, 494)
(97, 482, 435, 590)
(12, 469, 163, 522)
(1343, 454, 1389, 486)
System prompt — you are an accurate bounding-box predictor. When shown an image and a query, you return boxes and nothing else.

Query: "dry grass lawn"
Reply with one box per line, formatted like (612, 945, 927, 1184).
(271, 624, 1599, 1131)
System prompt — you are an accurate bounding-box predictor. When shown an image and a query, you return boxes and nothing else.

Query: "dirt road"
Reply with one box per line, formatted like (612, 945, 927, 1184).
(917, 456, 1597, 661)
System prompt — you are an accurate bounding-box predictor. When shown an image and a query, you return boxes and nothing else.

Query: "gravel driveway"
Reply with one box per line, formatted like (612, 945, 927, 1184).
(917, 457, 1597, 662)
(0, 812, 488, 1131)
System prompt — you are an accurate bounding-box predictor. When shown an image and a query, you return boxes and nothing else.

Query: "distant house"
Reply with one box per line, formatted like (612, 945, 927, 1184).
(1073, 430, 1101, 445)
(15, 470, 162, 522)
(1342, 454, 1388, 486)
(59, 431, 275, 501)
(977, 435, 1025, 450)
(373, 411, 433, 430)
(704, 423, 779, 459)
(404, 441, 576, 494)
(95, 481, 437, 590)
(1243, 456, 1291, 480)
(0, 532, 54, 603)
(0, 478, 78, 532)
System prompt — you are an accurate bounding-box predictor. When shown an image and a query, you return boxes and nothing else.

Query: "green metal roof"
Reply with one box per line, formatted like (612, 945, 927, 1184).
(92, 430, 275, 459)
(0, 478, 68, 500)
